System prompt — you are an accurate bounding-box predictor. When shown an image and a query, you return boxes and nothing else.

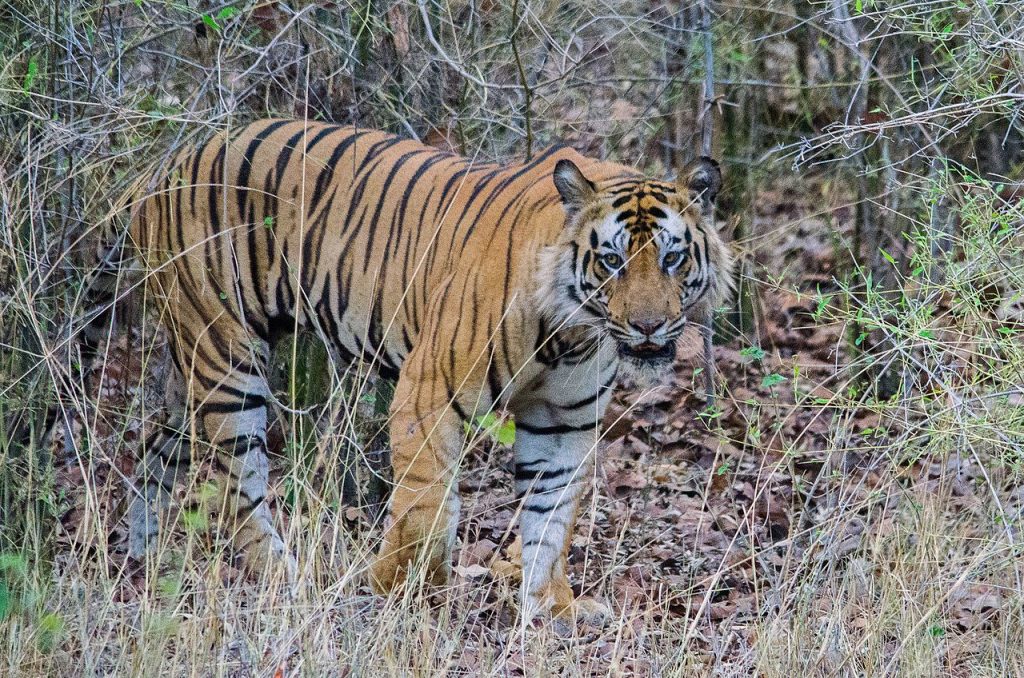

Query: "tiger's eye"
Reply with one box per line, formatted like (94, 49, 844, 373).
(663, 251, 685, 268)
(601, 252, 623, 270)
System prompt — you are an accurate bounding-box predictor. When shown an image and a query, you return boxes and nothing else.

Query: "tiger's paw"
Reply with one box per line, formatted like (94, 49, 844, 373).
(370, 550, 451, 594)
(370, 520, 451, 594)
(236, 534, 298, 586)
(554, 595, 612, 627)
(369, 548, 406, 594)
(523, 582, 612, 631)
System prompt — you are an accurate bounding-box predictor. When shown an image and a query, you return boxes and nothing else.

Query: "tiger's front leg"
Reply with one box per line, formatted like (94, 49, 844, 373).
(369, 371, 463, 593)
(513, 408, 610, 624)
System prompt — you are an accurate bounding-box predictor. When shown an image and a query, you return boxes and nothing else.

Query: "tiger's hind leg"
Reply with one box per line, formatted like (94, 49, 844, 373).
(190, 333, 295, 581)
(127, 366, 192, 560)
(142, 301, 296, 582)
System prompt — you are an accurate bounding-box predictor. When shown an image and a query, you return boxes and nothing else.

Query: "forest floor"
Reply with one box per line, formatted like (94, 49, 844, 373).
(23, 176, 1024, 676)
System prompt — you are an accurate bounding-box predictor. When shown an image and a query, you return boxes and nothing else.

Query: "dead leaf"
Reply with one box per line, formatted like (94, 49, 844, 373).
(455, 564, 490, 579)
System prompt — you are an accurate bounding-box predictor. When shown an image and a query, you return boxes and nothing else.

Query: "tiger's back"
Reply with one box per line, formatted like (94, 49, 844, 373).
(135, 119, 609, 384)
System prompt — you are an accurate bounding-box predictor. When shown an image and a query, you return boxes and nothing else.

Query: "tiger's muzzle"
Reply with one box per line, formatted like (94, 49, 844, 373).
(615, 315, 682, 366)
(618, 339, 677, 364)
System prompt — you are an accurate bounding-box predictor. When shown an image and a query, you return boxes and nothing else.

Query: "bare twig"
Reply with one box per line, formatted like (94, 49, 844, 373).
(510, 0, 533, 160)
(699, 0, 717, 409)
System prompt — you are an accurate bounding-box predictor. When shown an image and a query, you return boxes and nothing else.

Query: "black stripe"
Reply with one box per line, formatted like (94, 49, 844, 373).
(361, 149, 431, 273)
(515, 465, 575, 483)
(204, 386, 267, 407)
(232, 493, 266, 513)
(331, 137, 407, 268)
(189, 141, 210, 209)
(556, 374, 616, 410)
(432, 166, 476, 222)
(202, 398, 268, 415)
(446, 388, 471, 422)
(273, 126, 314, 194)
(300, 191, 337, 292)
(309, 129, 374, 214)
(457, 144, 569, 249)
(236, 120, 292, 217)
(385, 151, 450, 264)
(207, 142, 227, 236)
(214, 433, 259, 454)
(523, 501, 570, 515)
(515, 420, 598, 436)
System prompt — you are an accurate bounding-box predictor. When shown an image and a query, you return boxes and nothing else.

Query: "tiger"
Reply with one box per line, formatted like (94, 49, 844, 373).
(64, 118, 733, 622)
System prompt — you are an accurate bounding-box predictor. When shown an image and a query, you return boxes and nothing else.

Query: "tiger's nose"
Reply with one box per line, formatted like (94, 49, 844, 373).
(629, 317, 666, 336)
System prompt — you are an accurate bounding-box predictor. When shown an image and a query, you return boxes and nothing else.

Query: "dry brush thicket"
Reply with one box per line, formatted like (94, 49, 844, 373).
(3, 0, 1024, 675)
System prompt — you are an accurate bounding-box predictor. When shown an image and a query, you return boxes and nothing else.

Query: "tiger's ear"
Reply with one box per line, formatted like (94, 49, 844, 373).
(553, 159, 597, 212)
(682, 156, 722, 210)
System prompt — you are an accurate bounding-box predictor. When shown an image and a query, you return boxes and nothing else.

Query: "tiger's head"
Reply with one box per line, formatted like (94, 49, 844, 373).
(538, 155, 733, 376)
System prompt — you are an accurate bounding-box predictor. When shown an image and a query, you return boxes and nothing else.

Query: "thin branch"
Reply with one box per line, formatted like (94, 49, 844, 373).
(510, 0, 533, 160)
(699, 0, 717, 409)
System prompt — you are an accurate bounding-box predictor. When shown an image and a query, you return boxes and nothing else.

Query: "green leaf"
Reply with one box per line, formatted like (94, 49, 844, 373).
(0, 583, 10, 620)
(22, 55, 39, 94)
(197, 481, 219, 502)
(728, 49, 751, 64)
(465, 413, 515, 446)
(472, 412, 499, 433)
(928, 624, 945, 637)
(761, 373, 786, 389)
(282, 476, 297, 509)
(854, 0, 863, 13)
(740, 345, 766, 362)
(813, 294, 831, 320)
(201, 13, 219, 33)
(36, 613, 64, 653)
(157, 576, 181, 598)
(495, 418, 516, 446)
(699, 405, 722, 420)
(216, 6, 239, 21)
(263, 215, 275, 228)
(0, 554, 28, 578)
(180, 509, 208, 532)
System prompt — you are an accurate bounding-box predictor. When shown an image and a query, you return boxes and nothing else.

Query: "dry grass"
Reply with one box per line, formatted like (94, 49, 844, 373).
(4, 0, 1024, 676)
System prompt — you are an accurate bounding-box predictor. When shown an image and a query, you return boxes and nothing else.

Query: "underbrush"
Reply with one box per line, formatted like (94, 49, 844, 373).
(3, 185, 1024, 675)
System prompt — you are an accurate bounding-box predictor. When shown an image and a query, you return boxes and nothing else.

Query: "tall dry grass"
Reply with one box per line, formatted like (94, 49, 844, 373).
(3, 0, 1024, 675)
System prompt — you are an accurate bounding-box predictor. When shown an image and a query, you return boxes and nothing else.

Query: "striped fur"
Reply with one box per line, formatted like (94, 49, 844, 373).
(78, 119, 732, 619)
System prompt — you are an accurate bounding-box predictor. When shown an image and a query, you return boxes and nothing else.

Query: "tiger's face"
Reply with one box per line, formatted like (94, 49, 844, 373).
(541, 156, 731, 375)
